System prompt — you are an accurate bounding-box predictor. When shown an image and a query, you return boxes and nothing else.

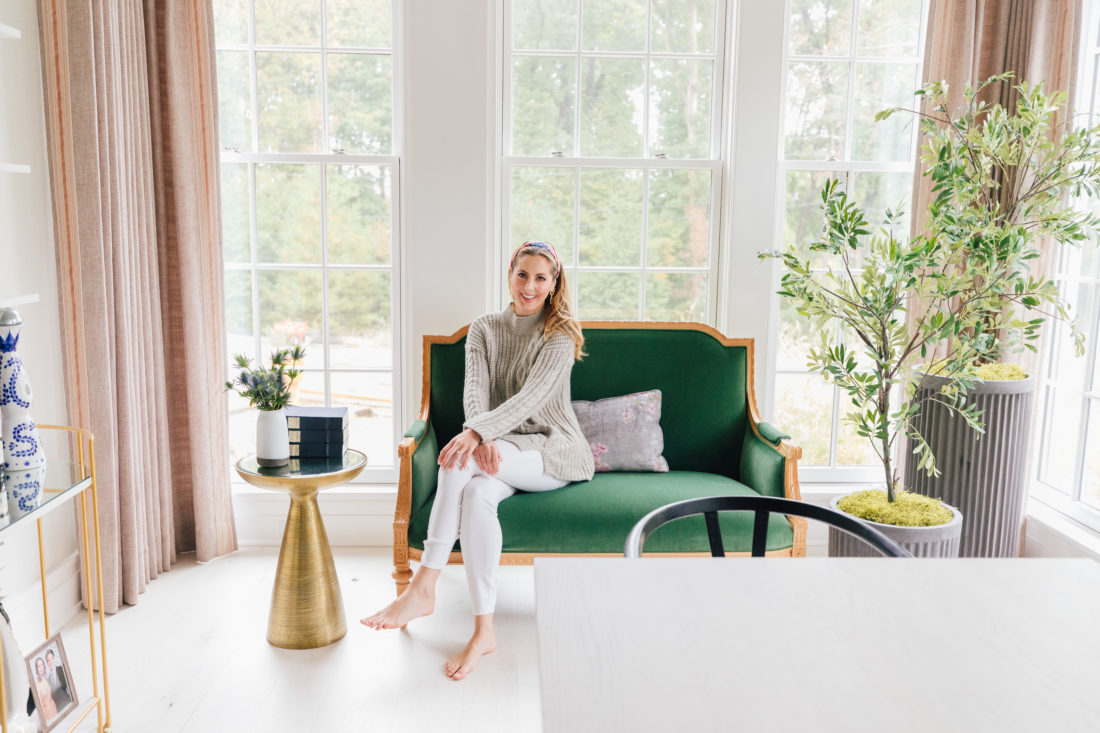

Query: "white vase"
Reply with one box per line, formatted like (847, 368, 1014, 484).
(0, 308, 46, 520)
(256, 408, 290, 467)
(0, 608, 30, 730)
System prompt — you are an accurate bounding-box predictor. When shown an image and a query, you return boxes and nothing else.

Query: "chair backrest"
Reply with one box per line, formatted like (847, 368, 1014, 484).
(624, 496, 911, 558)
(427, 322, 754, 479)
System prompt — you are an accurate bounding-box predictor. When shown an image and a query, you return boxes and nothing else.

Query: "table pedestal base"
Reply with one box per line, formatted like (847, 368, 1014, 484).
(268, 489, 346, 649)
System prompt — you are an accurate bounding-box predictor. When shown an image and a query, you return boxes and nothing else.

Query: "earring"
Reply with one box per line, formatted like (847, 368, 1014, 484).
(548, 290, 555, 300)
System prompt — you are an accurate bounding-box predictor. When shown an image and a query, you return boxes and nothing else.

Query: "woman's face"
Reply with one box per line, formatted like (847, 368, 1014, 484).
(509, 253, 556, 317)
(36, 657, 46, 678)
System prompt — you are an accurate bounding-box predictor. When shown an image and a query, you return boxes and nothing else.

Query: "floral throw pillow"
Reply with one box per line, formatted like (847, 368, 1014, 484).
(571, 390, 670, 473)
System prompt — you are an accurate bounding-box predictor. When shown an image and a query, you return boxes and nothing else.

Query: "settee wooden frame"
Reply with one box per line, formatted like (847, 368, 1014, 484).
(391, 321, 805, 595)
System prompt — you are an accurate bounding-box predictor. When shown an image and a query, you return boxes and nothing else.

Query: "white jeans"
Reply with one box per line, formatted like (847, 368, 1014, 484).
(421, 440, 567, 615)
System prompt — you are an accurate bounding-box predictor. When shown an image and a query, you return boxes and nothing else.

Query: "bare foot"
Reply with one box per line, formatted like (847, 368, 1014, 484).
(444, 630, 496, 681)
(360, 586, 435, 630)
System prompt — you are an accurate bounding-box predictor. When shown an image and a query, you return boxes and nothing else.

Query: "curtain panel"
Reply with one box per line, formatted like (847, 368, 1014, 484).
(37, 0, 236, 613)
(909, 0, 1082, 362)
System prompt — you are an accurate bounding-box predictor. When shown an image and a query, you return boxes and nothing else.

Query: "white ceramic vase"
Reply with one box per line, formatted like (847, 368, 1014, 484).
(256, 408, 290, 467)
(0, 308, 46, 520)
(0, 608, 30, 730)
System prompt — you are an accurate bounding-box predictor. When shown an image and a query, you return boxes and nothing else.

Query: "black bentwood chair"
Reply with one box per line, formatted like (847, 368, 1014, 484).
(624, 496, 912, 558)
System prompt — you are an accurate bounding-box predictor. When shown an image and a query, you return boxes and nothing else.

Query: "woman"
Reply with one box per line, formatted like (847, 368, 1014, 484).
(34, 656, 58, 721)
(362, 241, 594, 680)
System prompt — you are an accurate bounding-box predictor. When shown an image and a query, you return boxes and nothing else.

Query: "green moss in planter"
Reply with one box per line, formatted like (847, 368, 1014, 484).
(922, 362, 1027, 380)
(974, 363, 1026, 380)
(837, 489, 953, 527)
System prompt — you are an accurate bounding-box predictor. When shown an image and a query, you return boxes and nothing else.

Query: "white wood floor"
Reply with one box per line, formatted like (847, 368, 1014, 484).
(57, 548, 543, 733)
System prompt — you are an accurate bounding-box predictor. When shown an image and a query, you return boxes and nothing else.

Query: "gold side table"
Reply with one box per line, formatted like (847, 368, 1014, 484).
(234, 451, 366, 650)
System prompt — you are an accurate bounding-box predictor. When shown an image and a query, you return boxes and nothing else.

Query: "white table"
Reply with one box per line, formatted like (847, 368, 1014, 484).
(534, 557, 1100, 733)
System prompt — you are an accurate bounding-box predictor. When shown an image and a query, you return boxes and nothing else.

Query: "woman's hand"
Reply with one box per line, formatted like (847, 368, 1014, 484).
(473, 440, 501, 476)
(438, 428, 482, 470)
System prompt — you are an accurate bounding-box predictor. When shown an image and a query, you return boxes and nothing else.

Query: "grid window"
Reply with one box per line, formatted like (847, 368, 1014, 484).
(503, 0, 726, 323)
(1033, 0, 1100, 529)
(213, 0, 401, 479)
(772, 0, 926, 479)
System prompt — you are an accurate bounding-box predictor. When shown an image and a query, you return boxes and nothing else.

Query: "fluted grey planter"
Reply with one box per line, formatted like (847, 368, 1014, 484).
(903, 372, 1034, 557)
(827, 496, 963, 557)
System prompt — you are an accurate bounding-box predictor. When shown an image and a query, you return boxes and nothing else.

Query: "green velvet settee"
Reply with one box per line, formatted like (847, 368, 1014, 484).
(391, 322, 805, 594)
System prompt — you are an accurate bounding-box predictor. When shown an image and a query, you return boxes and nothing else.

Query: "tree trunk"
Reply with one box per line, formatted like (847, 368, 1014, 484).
(881, 380, 895, 502)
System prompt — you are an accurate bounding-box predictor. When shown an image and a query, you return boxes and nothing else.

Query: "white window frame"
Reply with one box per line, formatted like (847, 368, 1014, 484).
(768, 0, 929, 484)
(498, 0, 730, 321)
(1030, 0, 1100, 533)
(216, 0, 405, 484)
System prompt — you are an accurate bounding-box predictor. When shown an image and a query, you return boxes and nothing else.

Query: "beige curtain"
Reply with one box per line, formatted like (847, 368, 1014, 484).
(920, 0, 1080, 117)
(914, 1, 1082, 351)
(37, 0, 236, 613)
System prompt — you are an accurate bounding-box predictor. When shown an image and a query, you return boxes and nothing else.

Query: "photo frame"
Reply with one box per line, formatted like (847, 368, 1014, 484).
(24, 634, 78, 732)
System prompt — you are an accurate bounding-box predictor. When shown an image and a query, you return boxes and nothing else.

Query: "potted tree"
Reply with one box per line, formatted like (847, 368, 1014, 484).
(225, 345, 305, 467)
(879, 75, 1100, 556)
(761, 179, 988, 556)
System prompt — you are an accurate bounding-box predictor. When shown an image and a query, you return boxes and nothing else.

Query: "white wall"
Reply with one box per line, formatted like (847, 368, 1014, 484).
(0, 0, 82, 628)
(721, 0, 785, 409)
(401, 0, 496, 422)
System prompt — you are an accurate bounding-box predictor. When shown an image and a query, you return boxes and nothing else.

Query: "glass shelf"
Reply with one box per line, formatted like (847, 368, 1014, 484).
(1, 462, 92, 537)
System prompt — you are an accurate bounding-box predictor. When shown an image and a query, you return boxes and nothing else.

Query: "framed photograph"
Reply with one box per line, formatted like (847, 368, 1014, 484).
(24, 634, 78, 731)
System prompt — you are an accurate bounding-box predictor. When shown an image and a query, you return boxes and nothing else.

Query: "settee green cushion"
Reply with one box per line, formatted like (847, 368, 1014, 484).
(427, 328, 750, 479)
(408, 471, 795, 555)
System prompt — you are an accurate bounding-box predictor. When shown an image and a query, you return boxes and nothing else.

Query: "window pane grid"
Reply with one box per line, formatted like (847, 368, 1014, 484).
(638, 163, 652, 320)
(1032, 1, 1100, 531)
(512, 50, 719, 61)
(504, 0, 723, 324)
(319, 153, 332, 407)
(219, 44, 394, 53)
(840, 1, 860, 165)
(772, 0, 926, 472)
(507, 157, 721, 169)
(1038, 251, 1100, 501)
(226, 263, 394, 271)
(216, 0, 399, 476)
(641, 2, 652, 162)
(570, 265, 711, 272)
(779, 160, 915, 173)
(508, 7, 723, 160)
(787, 54, 923, 62)
(506, 161, 714, 319)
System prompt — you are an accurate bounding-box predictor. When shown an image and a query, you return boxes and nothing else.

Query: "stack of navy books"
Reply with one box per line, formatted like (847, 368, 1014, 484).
(285, 406, 348, 459)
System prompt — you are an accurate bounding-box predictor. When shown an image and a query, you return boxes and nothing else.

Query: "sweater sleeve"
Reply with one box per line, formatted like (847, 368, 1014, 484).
(464, 332, 574, 442)
(463, 320, 491, 424)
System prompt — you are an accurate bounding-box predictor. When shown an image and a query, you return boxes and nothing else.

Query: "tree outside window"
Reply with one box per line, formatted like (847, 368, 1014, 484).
(505, 0, 724, 323)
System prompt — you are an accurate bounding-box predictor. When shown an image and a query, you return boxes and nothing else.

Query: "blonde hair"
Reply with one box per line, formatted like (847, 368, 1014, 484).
(510, 243, 585, 359)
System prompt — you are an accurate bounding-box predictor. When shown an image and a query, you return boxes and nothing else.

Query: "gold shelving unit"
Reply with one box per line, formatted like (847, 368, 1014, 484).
(0, 426, 111, 732)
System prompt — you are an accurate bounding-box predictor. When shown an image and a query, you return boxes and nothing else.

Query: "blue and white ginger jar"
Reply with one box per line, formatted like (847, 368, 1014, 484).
(0, 308, 46, 520)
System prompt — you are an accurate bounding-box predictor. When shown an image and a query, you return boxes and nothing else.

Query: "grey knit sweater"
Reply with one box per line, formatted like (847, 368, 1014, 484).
(462, 308, 595, 482)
